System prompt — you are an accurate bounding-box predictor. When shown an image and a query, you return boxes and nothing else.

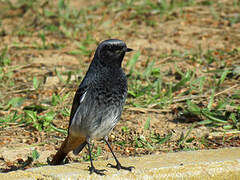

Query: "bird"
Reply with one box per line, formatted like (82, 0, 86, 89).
(50, 39, 134, 175)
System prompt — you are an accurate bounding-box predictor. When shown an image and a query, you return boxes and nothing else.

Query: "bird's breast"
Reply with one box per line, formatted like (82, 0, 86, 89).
(94, 82, 127, 107)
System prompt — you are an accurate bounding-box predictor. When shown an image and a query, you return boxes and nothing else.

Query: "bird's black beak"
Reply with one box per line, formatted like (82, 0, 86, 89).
(125, 48, 133, 52)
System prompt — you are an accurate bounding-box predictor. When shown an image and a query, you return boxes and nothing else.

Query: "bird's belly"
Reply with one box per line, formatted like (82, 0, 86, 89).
(70, 104, 120, 140)
(89, 118, 117, 140)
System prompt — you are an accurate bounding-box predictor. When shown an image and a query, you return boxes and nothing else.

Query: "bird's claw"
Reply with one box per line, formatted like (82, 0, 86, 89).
(107, 163, 134, 171)
(88, 166, 107, 176)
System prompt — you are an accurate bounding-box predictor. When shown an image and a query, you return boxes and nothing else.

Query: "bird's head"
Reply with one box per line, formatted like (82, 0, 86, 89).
(95, 39, 133, 68)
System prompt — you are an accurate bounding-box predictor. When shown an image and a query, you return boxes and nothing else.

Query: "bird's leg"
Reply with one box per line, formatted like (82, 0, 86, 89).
(86, 139, 106, 175)
(104, 137, 134, 171)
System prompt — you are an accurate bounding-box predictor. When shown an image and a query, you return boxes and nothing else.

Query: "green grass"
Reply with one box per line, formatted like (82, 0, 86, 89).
(125, 48, 240, 132)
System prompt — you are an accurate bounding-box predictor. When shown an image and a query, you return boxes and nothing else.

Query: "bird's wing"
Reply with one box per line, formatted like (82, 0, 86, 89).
(68, 63, 97, 128)
(68, 86, 88, 128)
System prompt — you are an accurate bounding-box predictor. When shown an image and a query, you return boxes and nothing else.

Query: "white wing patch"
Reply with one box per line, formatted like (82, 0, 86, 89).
(80, 90, 87, 103)
(69, 90, 87, 133)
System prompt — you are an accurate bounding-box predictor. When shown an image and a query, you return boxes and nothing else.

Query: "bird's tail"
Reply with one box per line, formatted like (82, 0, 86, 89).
(73, 141, 87, 155)
(51, 135, 86, 165)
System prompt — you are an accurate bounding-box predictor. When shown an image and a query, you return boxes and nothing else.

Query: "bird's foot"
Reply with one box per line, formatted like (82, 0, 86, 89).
(107, 163, 134, 171)
(88, 166, 107, 176)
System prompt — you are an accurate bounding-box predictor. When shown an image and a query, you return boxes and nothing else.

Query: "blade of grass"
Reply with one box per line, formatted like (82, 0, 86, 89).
(207, 88, 215, 110)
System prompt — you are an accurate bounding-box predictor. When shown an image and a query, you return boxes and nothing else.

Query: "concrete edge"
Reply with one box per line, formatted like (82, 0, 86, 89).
(0, 147, 240, 180)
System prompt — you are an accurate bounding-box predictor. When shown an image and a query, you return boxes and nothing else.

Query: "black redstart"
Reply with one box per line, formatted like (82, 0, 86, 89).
(51, 39, 134, 175)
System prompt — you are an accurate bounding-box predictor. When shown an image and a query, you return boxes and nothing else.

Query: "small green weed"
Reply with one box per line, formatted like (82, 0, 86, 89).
(0, 46, 11, 66)
(83, 145, 102, 161)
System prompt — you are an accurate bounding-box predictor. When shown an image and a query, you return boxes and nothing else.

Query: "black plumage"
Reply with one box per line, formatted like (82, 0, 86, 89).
(51, 39, 134, 175)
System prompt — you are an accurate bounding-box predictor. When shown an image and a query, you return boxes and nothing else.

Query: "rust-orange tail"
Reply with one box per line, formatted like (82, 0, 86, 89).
(51, 135, 86, 165)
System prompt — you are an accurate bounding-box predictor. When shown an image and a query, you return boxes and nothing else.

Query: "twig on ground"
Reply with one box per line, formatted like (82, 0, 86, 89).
(213, 84, 239, 97)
